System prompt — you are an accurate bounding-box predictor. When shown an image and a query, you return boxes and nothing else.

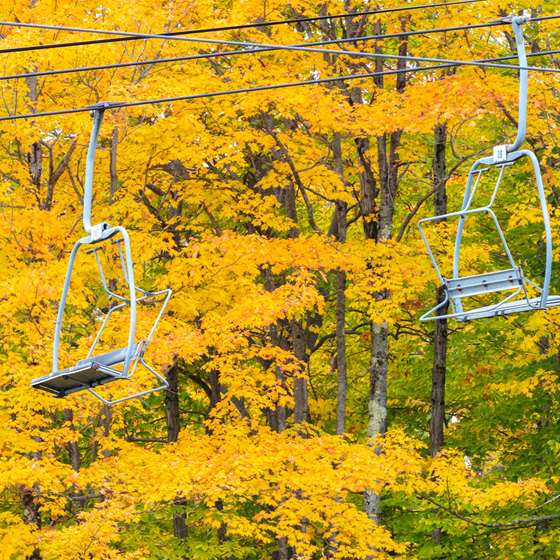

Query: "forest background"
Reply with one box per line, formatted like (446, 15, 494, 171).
(1, 0, 560, 558)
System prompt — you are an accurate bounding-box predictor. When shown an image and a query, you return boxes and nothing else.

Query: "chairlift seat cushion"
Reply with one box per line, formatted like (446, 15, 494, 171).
(32, 344, 138, 398)
(445, 268, 523, 299)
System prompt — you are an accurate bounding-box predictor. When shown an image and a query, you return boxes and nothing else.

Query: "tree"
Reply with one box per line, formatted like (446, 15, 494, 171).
(0, 0, 560, 558)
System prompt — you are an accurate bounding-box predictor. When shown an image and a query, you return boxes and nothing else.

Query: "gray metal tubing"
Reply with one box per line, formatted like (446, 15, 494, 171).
(417, 220, 446, 287)
(94, 250, 129, 303)
(487, 164, 507, 207)
(452, 157, 494, 276)
(421, 286, 523, 322)
(116, 241, 129, 284)
(52, 237, 87, 372)
(507, 15, 530, 152)
(86, 300, 128, 358)
(516, 149, 553, 304)
(87, 355, 169, 405)
(83, 109, 104, 234)
(464, 168, 486, 209)
(422, 150, 553, 316)
(52, 226, 137, 375)
(143, 288, 172, 349)
(420, 204, 518, 268)
(87, 288, 163, 361)
(486, 207, 517, 268)
(450, 14, 529, 300)
(112, 226, 137, 377)
(419, 292, 450, 321)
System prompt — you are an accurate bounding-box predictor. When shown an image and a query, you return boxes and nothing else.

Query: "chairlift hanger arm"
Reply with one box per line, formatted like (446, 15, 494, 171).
(507, 14, 530, 154)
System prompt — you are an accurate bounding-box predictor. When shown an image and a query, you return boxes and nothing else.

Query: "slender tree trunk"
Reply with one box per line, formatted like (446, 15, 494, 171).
(336, 264, 347, 435)
(292, 320, 308, 424)
(166, 363, 180, 444)
(364, 26, 408, 524)
(273, 538, 289, 560)
(109, 126, 119, 203)
(430, 122, 449, 459)
(334, 196, 348, 435)
(22, 487, 41, 559)
(430, 123, 448, 546)
(166, 364, 188, 542)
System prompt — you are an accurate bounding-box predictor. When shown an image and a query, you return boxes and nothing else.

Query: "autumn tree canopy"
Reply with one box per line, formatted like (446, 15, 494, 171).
(1, 0, 560, 558)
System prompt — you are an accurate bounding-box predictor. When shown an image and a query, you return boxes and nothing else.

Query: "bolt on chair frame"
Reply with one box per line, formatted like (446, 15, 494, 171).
(419, 14, 560, 322)
(32, 103, 172, 404)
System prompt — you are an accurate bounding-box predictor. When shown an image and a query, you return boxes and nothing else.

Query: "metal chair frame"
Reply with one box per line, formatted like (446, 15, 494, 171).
(418, 14, 560, 322)
(32, 103, 172, 404)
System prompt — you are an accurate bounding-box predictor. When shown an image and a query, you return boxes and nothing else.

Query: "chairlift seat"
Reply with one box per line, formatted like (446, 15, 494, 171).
(418, 15, 560, 323)
(32, 344, 138, 398)
(32, 106, 171, 405)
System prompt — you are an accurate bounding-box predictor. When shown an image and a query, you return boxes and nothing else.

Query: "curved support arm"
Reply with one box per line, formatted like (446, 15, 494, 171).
(52, 237, 87, 372)
(515, 149, 553, 305)
(83, 108, 105, 234)
(114, 226, 137, 377)
(506, 14, 530, 153)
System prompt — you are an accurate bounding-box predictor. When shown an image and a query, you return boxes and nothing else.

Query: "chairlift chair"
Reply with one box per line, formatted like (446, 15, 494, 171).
(32, 103, 172, 404)
(419, 14, 560, 322)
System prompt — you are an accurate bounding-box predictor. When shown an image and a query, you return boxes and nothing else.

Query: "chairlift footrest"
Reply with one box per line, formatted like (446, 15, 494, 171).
(445, 268, 523, 299)
(457, 295, 560, 321)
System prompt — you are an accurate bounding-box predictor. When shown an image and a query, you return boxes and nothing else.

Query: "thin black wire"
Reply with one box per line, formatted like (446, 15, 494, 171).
(0, 0, 483, 55)
(0, 68, 433, 122)
(2, 16, 557, 83)
(0, 15, 560, 79)
(2, 17, 560, 78)
(3, 12, 559, 52)
(2, 50, 560, 123)
(2, 41, 558, 83)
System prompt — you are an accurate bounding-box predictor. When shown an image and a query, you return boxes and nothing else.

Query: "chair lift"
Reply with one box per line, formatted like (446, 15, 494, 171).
(32, 102, 172, 404)
(418, 13, 560, 322)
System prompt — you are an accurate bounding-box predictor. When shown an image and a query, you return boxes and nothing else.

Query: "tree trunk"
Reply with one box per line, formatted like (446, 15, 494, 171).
(364, 320, 389, 523)
(109, 126, 119, 203)
(63, 409, 81, 472)
(335, 196, 348, 434)
(336, 264, 347, 435)
(430, 123, 448, 546)
(331, 131, 349, 435)
(165, 363, 188, 542)
(166, 363, 180, 444)
(22, 487, 41, 559)
(292, 320, 308, 424)
(364, 25, 408, 524)
(430, 122, 449, 459)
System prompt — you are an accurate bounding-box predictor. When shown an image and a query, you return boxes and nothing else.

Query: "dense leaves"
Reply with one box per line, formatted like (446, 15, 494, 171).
(0, 0, 560, 558)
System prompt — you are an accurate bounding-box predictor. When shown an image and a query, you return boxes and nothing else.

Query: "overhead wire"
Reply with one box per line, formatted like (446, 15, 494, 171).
(0, 42, 558, 83)
(2, 13, 559, 54)
(2, 46, 560, 123)
(2, 15, 560, 84)
(1, 16, 560, 80)
(0, 0, 484, 55)
(0, 8, 559, 122)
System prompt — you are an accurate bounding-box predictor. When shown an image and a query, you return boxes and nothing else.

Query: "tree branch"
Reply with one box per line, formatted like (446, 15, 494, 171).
(418, 494, 560, 529)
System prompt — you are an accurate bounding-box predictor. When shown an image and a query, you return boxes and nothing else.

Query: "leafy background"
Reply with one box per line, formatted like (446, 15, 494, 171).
(0, 0, 560, 558)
